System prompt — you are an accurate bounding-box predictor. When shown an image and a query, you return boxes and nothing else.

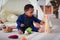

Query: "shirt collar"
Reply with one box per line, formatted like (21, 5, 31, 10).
(24, 13, 32, 18)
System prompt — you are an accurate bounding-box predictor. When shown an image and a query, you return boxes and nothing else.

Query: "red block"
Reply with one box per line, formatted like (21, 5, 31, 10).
(8, 35, 18, 39)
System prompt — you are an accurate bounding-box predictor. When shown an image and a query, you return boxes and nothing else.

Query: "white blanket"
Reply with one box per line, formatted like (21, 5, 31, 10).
(0, 16, 60, 40)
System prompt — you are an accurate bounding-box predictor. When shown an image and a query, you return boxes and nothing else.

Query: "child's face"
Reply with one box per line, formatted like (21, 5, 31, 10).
(25, 8, 34, 17)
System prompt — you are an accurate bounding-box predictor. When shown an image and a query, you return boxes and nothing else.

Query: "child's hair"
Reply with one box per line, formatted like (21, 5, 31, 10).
(24, 4, 34, 11)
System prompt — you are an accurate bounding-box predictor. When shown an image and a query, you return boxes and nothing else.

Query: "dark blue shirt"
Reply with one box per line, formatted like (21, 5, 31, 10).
(16, 14, 41, 31)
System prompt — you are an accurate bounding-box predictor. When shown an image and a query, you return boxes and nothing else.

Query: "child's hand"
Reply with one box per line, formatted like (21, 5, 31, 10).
(34, 22, 40, 28)
(38, 27, 45, 32)
(18, 30, 23, 34)
(21, 24, 25, 27)
(40, 21, 45, 25)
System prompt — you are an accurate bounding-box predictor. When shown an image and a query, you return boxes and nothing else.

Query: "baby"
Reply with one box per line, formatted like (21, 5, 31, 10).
(16, 4, 45, 34)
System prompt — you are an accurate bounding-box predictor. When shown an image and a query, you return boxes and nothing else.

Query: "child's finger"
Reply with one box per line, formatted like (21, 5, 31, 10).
(18, 30, 23, 34)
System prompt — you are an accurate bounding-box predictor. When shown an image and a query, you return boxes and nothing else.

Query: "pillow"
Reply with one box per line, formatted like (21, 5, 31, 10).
(0, 13, 7, 22)
(4, 22, 17, 26)
(7, 14, 18, 22)
(4, 10, 13, 16)
(5, 9, 23, 16)
(0, 9, 23, 22)
(14, 11, 23, 16)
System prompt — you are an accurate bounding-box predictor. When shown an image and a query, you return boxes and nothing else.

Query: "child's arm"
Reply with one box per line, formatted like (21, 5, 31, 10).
(16, 16, 25, 34)
(16, 16, 24, 31)
(33, 16, 44, 25)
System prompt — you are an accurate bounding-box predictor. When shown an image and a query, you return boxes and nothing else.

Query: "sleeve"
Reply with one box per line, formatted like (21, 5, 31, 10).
(33, 16, 41, 23)
(16, 16, 23, 30)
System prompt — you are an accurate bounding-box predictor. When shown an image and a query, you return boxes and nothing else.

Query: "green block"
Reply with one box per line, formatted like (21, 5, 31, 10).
(26, 27, 32, 34)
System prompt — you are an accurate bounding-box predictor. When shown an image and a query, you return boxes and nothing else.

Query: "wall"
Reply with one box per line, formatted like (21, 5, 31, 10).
(38, 0, 51, 5)
(5, 0, 44, 20)
(5, 0, 31, 11)
(0, 0, 8, 7)
(0, 0, 8, 14)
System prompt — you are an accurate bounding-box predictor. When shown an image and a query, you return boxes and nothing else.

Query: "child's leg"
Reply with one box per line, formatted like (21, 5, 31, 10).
(33, 22, 45, 32)
(38, 27, 45, 32)
(32, 26, 45, 32)
(18, 27, 27, 34)
(32, 26, 39, 32)
(18, 30, 24, 34)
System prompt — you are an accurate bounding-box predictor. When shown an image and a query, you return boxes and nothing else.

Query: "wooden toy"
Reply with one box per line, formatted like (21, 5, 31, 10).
(44, 14, 51, 33)
(21, 36, 27, 40)
(2, 27, 13, 32)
